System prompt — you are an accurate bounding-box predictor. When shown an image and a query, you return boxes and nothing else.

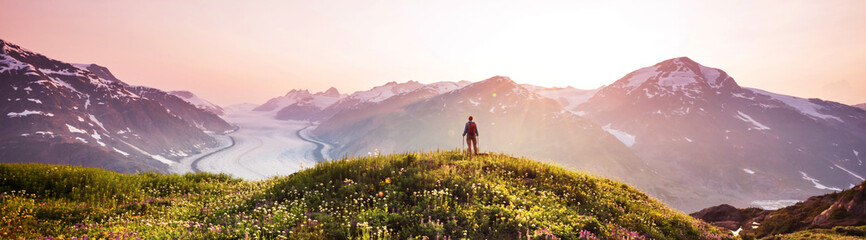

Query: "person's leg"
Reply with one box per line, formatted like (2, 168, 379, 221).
(466, 137, 472, 155)
(469, 137, 478, 155)
(472, 138, 478, 155)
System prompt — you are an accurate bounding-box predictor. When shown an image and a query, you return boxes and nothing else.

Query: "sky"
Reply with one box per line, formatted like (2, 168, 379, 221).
(2, 0, 865, 105)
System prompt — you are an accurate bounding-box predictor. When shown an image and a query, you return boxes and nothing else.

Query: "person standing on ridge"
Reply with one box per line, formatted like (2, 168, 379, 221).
(463, 116, 479, 155)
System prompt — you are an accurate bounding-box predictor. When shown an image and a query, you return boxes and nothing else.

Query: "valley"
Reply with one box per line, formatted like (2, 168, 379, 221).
(174, 105, 329, 180)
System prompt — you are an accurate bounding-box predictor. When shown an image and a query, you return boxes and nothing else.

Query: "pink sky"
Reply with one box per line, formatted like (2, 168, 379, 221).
(2, 1, 865, 105)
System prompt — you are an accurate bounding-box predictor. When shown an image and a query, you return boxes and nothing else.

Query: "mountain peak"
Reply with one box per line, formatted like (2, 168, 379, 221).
(486, 75, 513, 83)
(615, 57, 738, 91)
(285, 89, 312, 97)
(663, 56, 697, 65)
(75, 63, 123, 84)
(318, 87, 341, 97)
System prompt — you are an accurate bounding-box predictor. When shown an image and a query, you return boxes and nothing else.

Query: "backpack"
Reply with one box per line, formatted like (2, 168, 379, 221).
(467, 122, 477, 136)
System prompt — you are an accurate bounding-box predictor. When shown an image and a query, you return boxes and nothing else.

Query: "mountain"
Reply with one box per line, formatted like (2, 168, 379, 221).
(169, 90, 225, 116)
(256, 80, 451, 122)
(522, 84, 599, 114)
(307, 80, 428, 121)
(693, 180, 866, 239)
(314, 76, 664, 188)
(71, 64, 232, 133)
(575, 57, 866, 211)
(314, 80, 474, 149)
(274, 87, 343, 121)
(128, 86, 234, 133)
(1, 151, 733, 239)
(856, 103, 866, 111)
(252, 89, 314, 112)
(0, 39, 224, 173)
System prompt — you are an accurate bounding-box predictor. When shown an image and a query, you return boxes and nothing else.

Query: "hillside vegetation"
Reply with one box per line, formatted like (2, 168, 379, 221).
(694, 180, 866, 239)
(1, 151, 730, 239)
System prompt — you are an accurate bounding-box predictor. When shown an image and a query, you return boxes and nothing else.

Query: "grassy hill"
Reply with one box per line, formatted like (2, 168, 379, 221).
(1, 151, 730, 239)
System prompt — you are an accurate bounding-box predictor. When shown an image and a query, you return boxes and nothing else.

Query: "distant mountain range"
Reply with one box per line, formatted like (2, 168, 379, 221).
(254, 57, 866, 212)
(0, 39, 231, 173)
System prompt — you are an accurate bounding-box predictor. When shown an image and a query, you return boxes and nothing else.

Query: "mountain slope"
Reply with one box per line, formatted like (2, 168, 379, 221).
(0, 151, 732, 239)
(856, 103, 866, 112)
(522, 84, 599, 114)
(77, 63, 233, 133)
(169, 90, 225, 116)
(314, 80, 472, 147)
(0, 39, 222, 172)
(576, 57, 866, 211)
(129, 86, 234, 133)
(693, 180, 866, 239)
(314, 77, 663, 189)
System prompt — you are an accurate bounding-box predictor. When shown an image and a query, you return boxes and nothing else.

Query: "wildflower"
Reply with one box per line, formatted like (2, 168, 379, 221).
(378, 192, 384, 198)
(385, 177, 391, 184)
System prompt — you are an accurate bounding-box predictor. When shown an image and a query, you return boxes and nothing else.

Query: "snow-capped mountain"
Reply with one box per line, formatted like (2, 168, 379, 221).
(275, 87, 344, 121)
(0, 39, 225, 173)
(576, 57, 866, 211)
(169, 90, 225, 116)
(72, 63, 233, 133)
(257, 80, 453, 122)
(253, 89, 315, 112)
(344, 80, 426, 103)
(308, 81, 427, 121)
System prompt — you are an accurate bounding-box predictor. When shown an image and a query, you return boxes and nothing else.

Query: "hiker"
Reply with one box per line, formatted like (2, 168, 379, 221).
(463, 116, 479, 155)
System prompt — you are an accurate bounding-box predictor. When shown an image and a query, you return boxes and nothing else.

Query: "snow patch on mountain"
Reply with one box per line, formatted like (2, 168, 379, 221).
(423, 81, 471, 94)
(743, 168, 755, 174)
(88, 114, 107, 132)
(66, 124, 87, 134)
(347, 81, 424, 103)
(468, 98, 480, 106)
(800, 171, 842, 191)
(747, 88, 842, 122)
(0, 54, 35, 73)
(90, 131, 106, 147)
(833, 164, 864, 181)
(736, 111, 770, 130)
(113, 148, 130, 156)
(7, 110, 52, 117)
(602, 124, 636, 147)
